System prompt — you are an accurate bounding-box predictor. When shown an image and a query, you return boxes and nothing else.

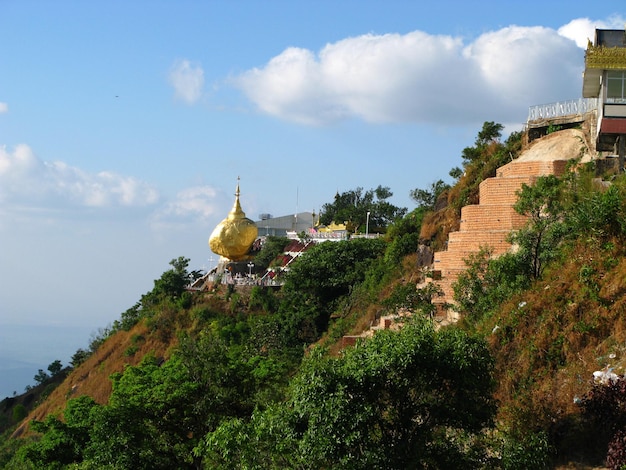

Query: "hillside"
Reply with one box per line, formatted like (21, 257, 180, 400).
(3, 124, 626, 468)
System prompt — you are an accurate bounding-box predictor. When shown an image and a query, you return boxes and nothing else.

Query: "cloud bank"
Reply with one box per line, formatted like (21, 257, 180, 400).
(0, 144, 159, 210)
(0, 146, 224, 231)
(233, 17, 623, 126)
(168, 59, 205, 104)
(150, 186, 224, 230)
(0, 102, 8, 114)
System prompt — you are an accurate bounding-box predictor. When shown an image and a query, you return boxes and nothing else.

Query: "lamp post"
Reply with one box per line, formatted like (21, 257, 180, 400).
(366, 211, 371, 237)
(247, 262, 254, 278)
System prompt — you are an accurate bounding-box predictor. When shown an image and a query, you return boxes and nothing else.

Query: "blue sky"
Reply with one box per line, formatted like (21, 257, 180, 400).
(0, 0, 624, 395)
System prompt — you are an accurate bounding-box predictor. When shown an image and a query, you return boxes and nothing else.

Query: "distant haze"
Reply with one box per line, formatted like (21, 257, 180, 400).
(0, 324, 94, 398)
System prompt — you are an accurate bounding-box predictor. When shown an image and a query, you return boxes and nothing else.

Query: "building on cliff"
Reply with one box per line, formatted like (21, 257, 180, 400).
(429, 27, 626, 324)
(582, 28, 626, 167)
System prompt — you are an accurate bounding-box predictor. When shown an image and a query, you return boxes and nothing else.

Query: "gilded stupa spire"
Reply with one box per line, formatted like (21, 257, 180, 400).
(228, 177, 246, 220)
(209, 177, 258, 262)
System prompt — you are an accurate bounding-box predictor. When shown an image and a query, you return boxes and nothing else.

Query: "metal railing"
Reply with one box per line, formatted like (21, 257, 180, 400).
(527, 98, 598, 122)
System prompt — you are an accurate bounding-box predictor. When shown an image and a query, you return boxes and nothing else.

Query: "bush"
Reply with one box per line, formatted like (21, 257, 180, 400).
(500, 430, 552, 470)
(579, 378, 626, 469)
(11, 404, 26, 423)
(248, 286, 278, 312)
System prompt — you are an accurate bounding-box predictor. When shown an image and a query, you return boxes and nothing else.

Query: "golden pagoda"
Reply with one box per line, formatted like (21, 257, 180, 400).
(209, 178, 258, 261)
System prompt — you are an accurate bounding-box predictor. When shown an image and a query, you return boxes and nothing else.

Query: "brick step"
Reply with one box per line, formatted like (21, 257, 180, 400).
(435, 250, 484, 272)
(447, 230, 512, 255)
(478, 176, 535, 205)
(497, 159, 569, 178)
(460, 205, 528, 231)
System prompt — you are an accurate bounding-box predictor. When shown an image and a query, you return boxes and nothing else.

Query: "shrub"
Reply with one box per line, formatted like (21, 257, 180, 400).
(11, 404, 26, 423)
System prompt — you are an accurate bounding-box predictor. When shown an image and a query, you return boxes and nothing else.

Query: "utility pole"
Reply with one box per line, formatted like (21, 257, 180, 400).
(617, 134, 626, 175)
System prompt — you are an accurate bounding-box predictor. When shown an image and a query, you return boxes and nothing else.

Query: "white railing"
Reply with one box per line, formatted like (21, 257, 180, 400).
(527, 98, 598, 122)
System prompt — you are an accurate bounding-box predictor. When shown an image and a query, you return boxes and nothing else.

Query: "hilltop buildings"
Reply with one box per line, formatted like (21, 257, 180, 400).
(582, 28, 626, 164)
(430, 28, 626, 323)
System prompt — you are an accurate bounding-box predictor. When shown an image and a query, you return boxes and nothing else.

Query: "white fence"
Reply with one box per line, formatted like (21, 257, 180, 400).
(527, 98, 598, 122)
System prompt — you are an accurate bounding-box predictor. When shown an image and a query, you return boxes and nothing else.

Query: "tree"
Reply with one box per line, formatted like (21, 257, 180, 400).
(200, 318, 497, 468)
(152, 257, 192, 298)
(84, 329, 286, 469)
(11, 404, 26, 423)
(382, 281, 443, 318)
(85, 354, 204, 469)
(18, 396, 97, 468)
(566, 182, 626, 241)
(319, 186, 406, 232)
(47, 360, 63, 377)
(384, 206, 426, 264)
(476, 121, 504, 146)
(33, 369, 49, 385)
(511, 175, 566, 279)
(453, 248, 530, 321)
(449, 166, 463, 180)
(283, 238, 387, 308)
(141, 257, 195, 308)
(70, 348, 90, 367)
(409, 179, 450, 210)
(460, 121, 504, 165)
(253, 236, 290, 270)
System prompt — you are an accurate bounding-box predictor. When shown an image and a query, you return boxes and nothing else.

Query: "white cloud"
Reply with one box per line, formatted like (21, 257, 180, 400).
(168, 59, 205, 104)
(150, 185, 225, 230)
(0, 144, 159, 210)
(234, 18, 623, 126)
(558, 19, 601, 48)
(0, 102, 8, 113)
(464, 26, 582, 110)
(558, 16, 626, 48)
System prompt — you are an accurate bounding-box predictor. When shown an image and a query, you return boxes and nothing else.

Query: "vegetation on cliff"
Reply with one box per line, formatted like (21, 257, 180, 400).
(3, 124, 626, 468)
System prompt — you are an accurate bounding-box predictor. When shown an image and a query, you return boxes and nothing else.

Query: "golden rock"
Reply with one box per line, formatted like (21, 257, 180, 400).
(209, 179, 258, 261)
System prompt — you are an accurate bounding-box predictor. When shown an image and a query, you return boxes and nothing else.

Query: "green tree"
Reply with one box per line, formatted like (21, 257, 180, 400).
(566, 182, 626, 241)
(149, 256, 194, 300)
(200, 318, 496, 468)
(18, 396, 97, 468)
(453, 248, 530, 321)
(253, 236, 290, 270)
(460, 121, 504, 165)
(409, 179, 450, 210)
(382, 281, 443, 318)
(118, 301, 143, 331)
(70, 348, 90, 367)
(11, 404, 27, 423)
(449, 166, 463, 180)
(47, 360, 63, 377)
(79, 329, 287, 470)
(476, 121, 504, 146)
(512, 175, 566, 279)
(86, 354, 203, 469)
(33, 369, 49, 385)
(383, 206, 426, 264)
(319, 186, 406, 232)
(283, 238, 386, 308)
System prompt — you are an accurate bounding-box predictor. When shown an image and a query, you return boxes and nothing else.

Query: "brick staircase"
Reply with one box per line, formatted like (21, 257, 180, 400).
(430, 153, 572, 323)
(339, 129, 591, 343)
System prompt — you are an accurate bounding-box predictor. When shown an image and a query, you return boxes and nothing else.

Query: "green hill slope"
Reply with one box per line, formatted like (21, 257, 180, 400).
(3, 124, 626, 469)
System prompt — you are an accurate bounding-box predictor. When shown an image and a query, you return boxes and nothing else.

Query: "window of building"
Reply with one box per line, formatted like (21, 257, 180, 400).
(606, 71, 626, 103)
